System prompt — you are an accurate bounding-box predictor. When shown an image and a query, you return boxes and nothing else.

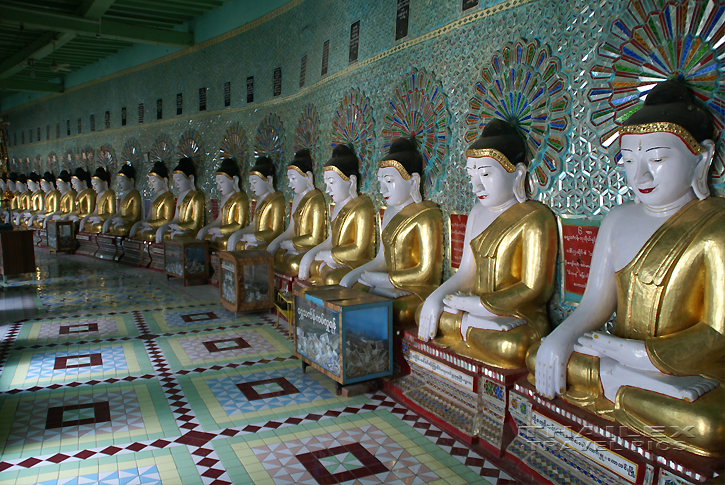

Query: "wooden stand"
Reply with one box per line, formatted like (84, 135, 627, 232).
(149, 242, 165, 271)
(47, 220, 75, 254)
(218, 249, 275, 312)
(163, 239, 209, 286)
(75, 231, 98, 257)
(0, 229, 36, 277)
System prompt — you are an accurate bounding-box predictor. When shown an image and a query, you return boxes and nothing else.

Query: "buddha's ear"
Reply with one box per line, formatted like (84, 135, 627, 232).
(693, 139, 715, 200)
(306, 171, 315, 191)
(410, 172, 422, 203)
(266, 175, 275, 193)
(189, 174, 195, 187)
(348, 174, 358, 199)
(232, 175, 240, 191)
(514, 163, 527, 203)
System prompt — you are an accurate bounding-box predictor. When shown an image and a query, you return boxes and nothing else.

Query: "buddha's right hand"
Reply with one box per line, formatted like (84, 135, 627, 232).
(534, 333, 577, 399)
(298, 253, 314, 280)
(418, 298, 444, 341)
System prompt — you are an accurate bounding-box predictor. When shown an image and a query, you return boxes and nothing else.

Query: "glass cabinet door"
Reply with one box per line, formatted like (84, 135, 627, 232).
(185, 246, 206, 275)
(48, 223, 58, 249)
(165, 244, 183, 276)
(295, 296, 341, 376)
(220, 259, 236, 304)
(242, 264, 269, 303)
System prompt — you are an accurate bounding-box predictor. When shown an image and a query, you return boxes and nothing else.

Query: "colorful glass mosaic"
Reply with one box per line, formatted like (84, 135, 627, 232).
(97, 143, 116, 174)
(120, 138, 143, 166)
(80, 145, 96, 167)
(293, 104, 321, 173)
(381, 68, 451, 192)
(149, 133, 175, 163)
(176, 129, 203, 169)
(588, 0, 725, 187)
(254, 113, 286, 171)
(330, 88, 376, 191)
(219, 123, 248, 172)
(465, 39, 571, 194)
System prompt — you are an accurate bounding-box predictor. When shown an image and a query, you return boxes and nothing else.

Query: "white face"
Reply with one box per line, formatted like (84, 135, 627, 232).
(249, 174, 268, 197)
(28, 180, 39, 192)
(91, 178, 106, 193)
(324, 170, 351, 203)
(287, 169, 309, 194)
(7, 180, 16, 191)
(40, 180, 53, 192)
(0, 180, 5, 191)
(17, 182, 27, 192)
(469, 156, 517, 208)
(465, 157, 484, 198)
(173, 172, 192, 192)
(216, 174, 237, 196)
(148, 175, 167, 194)
(620, 132, 699, 207)
(377, 167, 413, 208)
(116, 175, 133, 192)
(56, 180, 69, 192)
(71, 177, 84, 192)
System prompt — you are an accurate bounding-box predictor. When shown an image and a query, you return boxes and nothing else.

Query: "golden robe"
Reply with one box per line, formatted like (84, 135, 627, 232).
(436, 201, 557, 369)
(163, 190, 205, 239)
(234, 191, 285, 251)
(85, 190, 116, 233)
(59, 190, 77, 217)
(20, 190, 44, 226)
(274, 189, 328, 274)
(308, 195, 375, 285)
(135, 191, 175, 241)
(107, 190, 142, 236)
(10, 192, 21, 211)
(13, 192, 32, 226)
(204, 191, 249, 250)
(32, 190, 60, 227)
(74, 188, 96, 219)
(526, 197, 725, 457)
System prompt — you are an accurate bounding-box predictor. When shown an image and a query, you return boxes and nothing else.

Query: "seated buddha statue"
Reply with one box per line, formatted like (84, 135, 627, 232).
(81, 167, 116, 233)
(340, 138, 443, 328)
(30, 172, 60, 228)
(64, 168, 96, 227)
(47, 170, 76, 224)
(10, 174, 29, 225)
(299, 144, 375, 285)
(0, 175, 7, 217)
(417, 119, 557, 369)
(196, 158, 249, 250)
(129, 162, 175, 241)
(269, 149, 328, 275)
(227, 156, 285, 251)
(528, 80, 724, 457)
(17, 172, 43, 226)
(103, 163, 142, 236)
(161, 158, 205, 241)
(3, 173, 19, 224)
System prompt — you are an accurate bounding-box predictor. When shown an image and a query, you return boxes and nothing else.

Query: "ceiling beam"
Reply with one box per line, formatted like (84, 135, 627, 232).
(0, 5, 194, 47)
(1, 79, 64, 93)
(0, 32, 75, 80)
(77, 0, 117, 20)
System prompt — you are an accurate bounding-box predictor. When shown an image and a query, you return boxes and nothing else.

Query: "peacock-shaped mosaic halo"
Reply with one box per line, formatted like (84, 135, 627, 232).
(254, 114, 285, 173)
(47, 152, 58, 173)
(588, 0, 725, 187)
(177, 129, 203, 170)
(98, 144, 117, 174)
(294, 104, 321, 176)
(331, 89, 375, 190)
(465, 39, 570, 195)
(381, 68, 451, 192)
(150, 134, 175, 164)
(220, 123, 248, 174)
(121, 139, 143, 166)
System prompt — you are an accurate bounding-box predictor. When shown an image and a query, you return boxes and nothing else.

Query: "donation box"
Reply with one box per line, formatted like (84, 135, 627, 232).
(293, 285, 392, 386)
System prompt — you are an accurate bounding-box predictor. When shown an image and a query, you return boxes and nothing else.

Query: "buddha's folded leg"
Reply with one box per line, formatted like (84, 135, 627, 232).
(284, 252, 304, 275)
(109, 223, 132, 236)
(450, 324, 541, 370)
(432, 310, 465, 348)
(205, 234, 229, 251)
(234, 240, 247, 251)
(392, 293, 423, 329)
(85, 222, 102, 234)
(319, 265, 352, 285)
(306, 261, 323, 285)
(134, 228, 158, 242)
(273, 248, 286, 272)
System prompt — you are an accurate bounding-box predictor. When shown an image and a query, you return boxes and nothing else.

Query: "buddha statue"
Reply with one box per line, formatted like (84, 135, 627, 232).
(64, 168, 96, 226)
(0, 175, 6, 213)
(9, 174, 28, 225)
(528, 80, 724, 457)
(299, 144, 375, 285)
(417, 119, 557, 369)
(103, 163, 142, 236)
(129, 161, 175, 241)
(269, 149, 328, 275)
(17, 172, 43, 226)
(49, 170, 77, 222)
(80, 167, 116, 233)
(196, 158, 249, 250)
(160, 158, 205, 241)
(227, 156, 285, 251)
(2, 173, 18, 223)
(30, 172, 60, 228)
(340, 138, 443, 328)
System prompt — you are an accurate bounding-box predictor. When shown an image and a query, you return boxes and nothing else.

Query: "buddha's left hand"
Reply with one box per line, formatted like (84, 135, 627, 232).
(358, 271, 393, 288)
(168, 223, 180, 231)
(443, 295, 495, 317)
(573, 332, 659, 372)
(207, 228, 222, 237)
(280, 240, 295, 251)
(241, 234, 260, 246)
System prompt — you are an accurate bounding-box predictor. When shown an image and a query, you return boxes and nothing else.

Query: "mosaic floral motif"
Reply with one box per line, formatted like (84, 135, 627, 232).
(220, 123, 248, 173)
(254, 113, 285, 171)
(46, 151, 58, 173)
(331, 89, 376, 191)
(120, 138, 143, 167)
(381, 68, 451, 192)
(294, 104, 321, 173)
(33, 154, 42, 173)
(465, 39, 571, 194)
(149, 133, 175, 163)
(80, 145, 96, 167)
(177, 129, 204, 169)
(588, 0, 725, 186)
(98, 143, 116, 174)
(483, 380, 504, 401)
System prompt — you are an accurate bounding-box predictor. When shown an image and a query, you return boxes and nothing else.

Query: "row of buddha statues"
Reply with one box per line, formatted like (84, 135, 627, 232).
(1, 80, 722, 458)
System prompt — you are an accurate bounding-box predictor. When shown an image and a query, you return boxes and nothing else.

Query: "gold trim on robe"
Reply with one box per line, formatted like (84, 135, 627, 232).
(107, 190, 142, 236)
(59, 190, 77, 216)
(135, 191, 175, 241)
(308, 195, 375, 285)
(204, 191, 249, 250)
(274, 189, 328, 274)
(32, 190, 60, 227)
(29, 190, 44, 214)
(75, 188, 96, 219)
(85, 190, 116, 233)
(235, 191, 285, 251)
(437, 201, 557, 369)
(163, 190, 205, 239)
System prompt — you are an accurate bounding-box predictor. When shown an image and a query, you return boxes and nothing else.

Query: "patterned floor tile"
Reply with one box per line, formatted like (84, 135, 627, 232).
(14, 315, 138, 344)
(145, 306, 257, 333)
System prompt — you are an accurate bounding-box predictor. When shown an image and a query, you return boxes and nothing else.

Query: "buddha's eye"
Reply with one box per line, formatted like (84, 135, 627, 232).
(622, 157, 634, 164)
(650, 157, 665, 163)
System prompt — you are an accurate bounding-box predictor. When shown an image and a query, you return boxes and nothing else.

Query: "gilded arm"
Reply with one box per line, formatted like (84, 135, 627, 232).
(121, 192, 143, 224)
(388, 207, 443, 288)
(176, 192, 205, 232)
(331, 200, 375, 267)
(254, 196, 285, 242)
(220, 193, 249, 234)
(292, 195, 328, 250)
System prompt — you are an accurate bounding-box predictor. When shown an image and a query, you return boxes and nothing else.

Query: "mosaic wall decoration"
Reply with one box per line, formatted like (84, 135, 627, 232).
(219, 123, 248, 174)
(587, 0, 725, 188)
(254, 113, 285, 172)
(33, 154, 42, 174)
(149, 134, 175, 164)
(381, 68, 451, 192)
(465, 39, 570, 195)
(98, 143, 117, 174)
(177, 129, 204, 169)
(47, 151, 58, 173)
(330, 88, 376, 191)
(294, 104, 322, 175)
(81, 145, 96, 167)
(121, 138, 143, 165)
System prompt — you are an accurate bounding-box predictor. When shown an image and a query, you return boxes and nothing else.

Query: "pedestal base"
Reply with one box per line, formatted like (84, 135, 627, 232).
(384, 330, 526, 457)
(274, 270, 298, 292)
(149, 242, 165, 271)
(74, 232, 98, 257)
(119, 238, 150, 267)
(505, 381, 723, 485)
(96, 234, 122, 261)
(209, 252, 219, 286)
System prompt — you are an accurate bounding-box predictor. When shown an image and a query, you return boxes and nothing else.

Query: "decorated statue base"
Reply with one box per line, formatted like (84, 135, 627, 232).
(74, 231, 98, 257)
(95, 234, 122, 261)
(505, 380, 723, 485)
(148, 242, 165, 271)
(274, 270, 298, 292)
(119, 238, 151, 268)
(384, 330, 526, 456)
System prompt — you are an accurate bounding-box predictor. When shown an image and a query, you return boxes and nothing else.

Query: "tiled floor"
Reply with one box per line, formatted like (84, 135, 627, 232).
(0, 248, 518, 485)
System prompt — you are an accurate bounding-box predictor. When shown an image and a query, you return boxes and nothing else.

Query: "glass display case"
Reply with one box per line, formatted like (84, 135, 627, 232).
(163, 239, 209, 286)
(217, 249, 274, 312)
(293, 285, 393, 387)
(47, 220, 75, 254)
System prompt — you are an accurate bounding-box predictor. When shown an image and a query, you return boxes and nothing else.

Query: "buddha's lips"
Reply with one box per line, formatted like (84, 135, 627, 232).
(477, 194, 488, 200)
(639, 187, 655, 194)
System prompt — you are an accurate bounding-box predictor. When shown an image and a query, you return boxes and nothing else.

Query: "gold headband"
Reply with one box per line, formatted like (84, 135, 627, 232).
(249, 170, 266, 179)
(91, 176, 106, 182)
(465, 148, 516, 173)
(287, 165, 308, 177)
(215, 172, 234, 180)
(172, 170, 192, 178)
(323, 166, 350, 181)
(378, 159, 411, 180)
(148, 171, 167, 179)
(619, 122, 705, 154)
(117, 173, 132, 181)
